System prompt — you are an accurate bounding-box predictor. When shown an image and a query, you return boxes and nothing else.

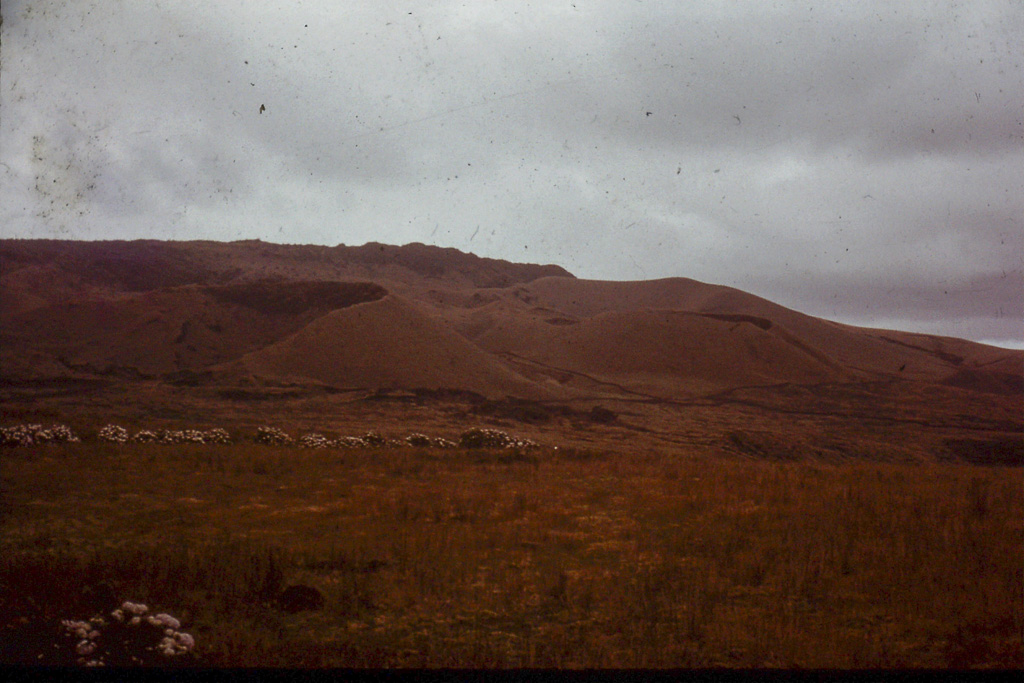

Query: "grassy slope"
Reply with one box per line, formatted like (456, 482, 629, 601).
(1, 442, 1021, 668)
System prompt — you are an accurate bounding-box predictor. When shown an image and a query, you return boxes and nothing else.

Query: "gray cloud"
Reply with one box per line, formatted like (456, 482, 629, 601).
(2, 0, 1021, 347)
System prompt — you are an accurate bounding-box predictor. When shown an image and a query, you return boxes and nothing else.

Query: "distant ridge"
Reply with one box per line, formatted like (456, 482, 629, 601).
(1, 239, 1019, 407)
(0, 239, 572, 315)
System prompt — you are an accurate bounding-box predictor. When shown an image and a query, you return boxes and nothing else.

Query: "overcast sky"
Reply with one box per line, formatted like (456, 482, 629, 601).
(2, 1, 1022, 348)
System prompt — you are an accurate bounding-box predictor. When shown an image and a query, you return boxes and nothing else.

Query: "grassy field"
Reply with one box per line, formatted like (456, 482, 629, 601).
(1, 440, 1021, 668)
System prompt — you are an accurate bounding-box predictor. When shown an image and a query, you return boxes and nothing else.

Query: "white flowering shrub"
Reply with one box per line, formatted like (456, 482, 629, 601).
(58, 601, 195, 667)
(360, 431, 389, 447)
(1, 425, 39, 447)
(97, 425, 130, 444)
(131, 430, 160, 443)
(459, 428, 539, 450)
(157, 430, 185, 444)
(405, 433, 432, 447)
(334, 435, 369, 448)
(53, 424, 80, 443)
(255, 426, 294, 446)
(298, 433, 332, 449)
(129, 427, 232, 445)
(202, 428, 232, 445)
(182, 430, 207, 444)
(405, 433, 457, 449)
(0, 423, 80, 447)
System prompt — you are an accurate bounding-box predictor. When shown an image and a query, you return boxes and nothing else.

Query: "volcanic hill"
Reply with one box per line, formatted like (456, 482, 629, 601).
(1, 239, 1020, 463)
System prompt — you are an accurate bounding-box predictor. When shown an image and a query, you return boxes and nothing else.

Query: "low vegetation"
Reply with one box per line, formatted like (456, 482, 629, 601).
(1, 438, 1021, 668)
(2, 422, 534, 452)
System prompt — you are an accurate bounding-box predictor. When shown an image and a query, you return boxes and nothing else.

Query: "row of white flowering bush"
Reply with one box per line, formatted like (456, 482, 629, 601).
(406, 433, 459, 449)
(231, 426, 537, 450)
(457, 427, 539, 449)
(3, 423, 539, 450)
(93, 425, 234, 445)
(283, 428, 451, 449)
(289, 429, 540, 450)
(0, 423, 80, 447)
(290, 431, 460, 450)
(59, 600, 194, 667)
(129, 428, 232, 445)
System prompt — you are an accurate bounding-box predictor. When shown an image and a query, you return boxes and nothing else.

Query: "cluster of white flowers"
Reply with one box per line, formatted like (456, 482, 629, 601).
(131, 428, 233, 445)
(279, 428, 537, 450)
(0, 423, 80, 447)
(255, 425, 294, 446)
(331, 432, 399, 448)
(49, 424, 79, 442)
(405, 433, 458, 449)
(113, 600, 150, 622)
(274, 429, 465, 450)
(148, 613, 194, 657)
(360, 431, 389, 447)
(458, 427, 540, 449)
(61, 618, 103, 654)
(298, 433, 332, 449)
(97, 424, 130, 443)
(203, 428, 232, 444)
(60, 601, 195, 667)
(296, 431, 398, 449)
(285, 428, 536, 450)
(5, 421, 538, 452)
(334, 435, 372, 448)
(131, 430, 160, 443)
(166, 430, 202, 444)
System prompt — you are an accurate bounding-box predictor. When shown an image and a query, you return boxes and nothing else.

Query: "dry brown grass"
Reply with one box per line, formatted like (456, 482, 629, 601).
(1, 442, 1021, 668)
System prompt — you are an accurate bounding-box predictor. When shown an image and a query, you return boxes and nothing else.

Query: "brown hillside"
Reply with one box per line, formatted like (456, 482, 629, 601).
(226, 294, 561, 399)
(0, 281, 387, 379)
(466, 307, 847, 398)
(1, 239, 1019, 464)
(504, 276, 1018, 387)
(2, 240, 1018, 401)
(0, 239, 571, 317)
